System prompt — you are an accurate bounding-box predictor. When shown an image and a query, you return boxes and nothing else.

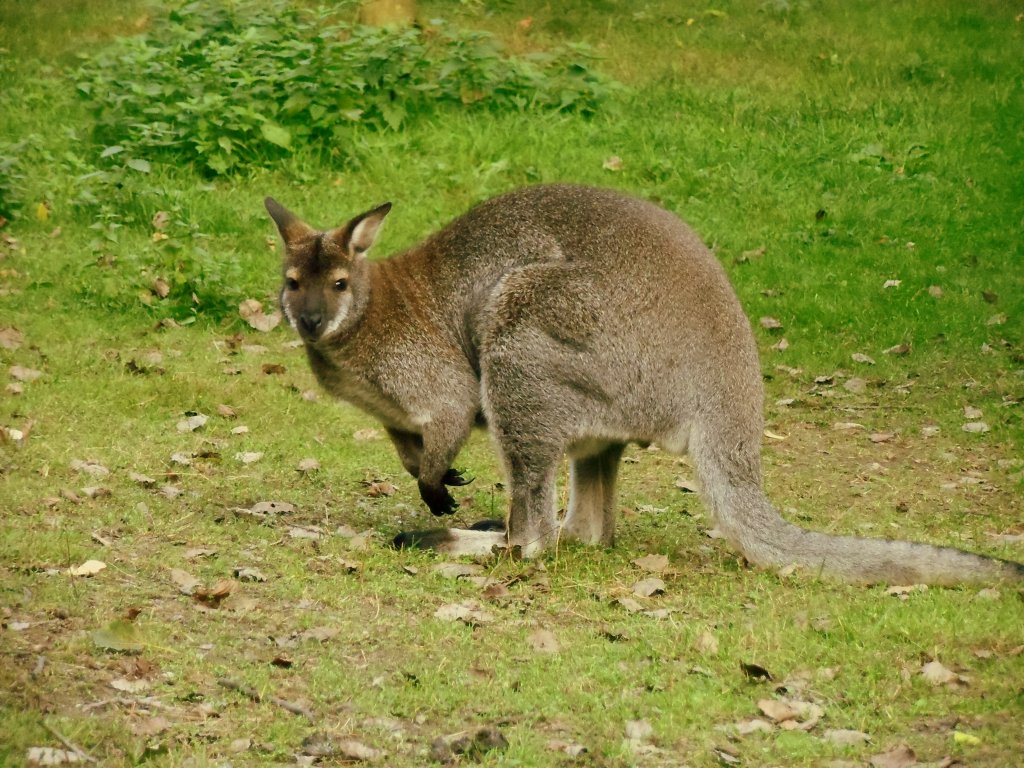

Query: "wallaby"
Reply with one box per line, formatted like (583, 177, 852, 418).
(265, 184, 1023, 585)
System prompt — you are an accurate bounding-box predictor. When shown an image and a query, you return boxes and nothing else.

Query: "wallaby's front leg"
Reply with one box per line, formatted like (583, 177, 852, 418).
(386, 428, 423, 478)
(415, 415, 475, 516)
(387, 427, 475, 513)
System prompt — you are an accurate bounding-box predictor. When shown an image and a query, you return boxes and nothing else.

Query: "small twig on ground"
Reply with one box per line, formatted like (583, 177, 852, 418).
(218, 678, 315, 720)
(41, 720, 98, 764)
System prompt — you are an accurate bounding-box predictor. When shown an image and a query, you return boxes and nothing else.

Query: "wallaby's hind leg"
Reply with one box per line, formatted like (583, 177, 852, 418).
(500, 449, 562, 557)
(562, 443, 625, 546)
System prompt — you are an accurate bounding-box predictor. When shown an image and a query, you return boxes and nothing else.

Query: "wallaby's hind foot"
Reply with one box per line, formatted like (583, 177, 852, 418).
(392, 526, 506, 557)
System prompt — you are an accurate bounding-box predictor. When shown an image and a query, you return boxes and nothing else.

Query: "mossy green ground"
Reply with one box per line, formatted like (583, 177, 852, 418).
(1, 2, 1022, 766)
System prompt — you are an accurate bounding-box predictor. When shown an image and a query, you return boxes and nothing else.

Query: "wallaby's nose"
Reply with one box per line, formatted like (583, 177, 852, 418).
(299, 312, 323, 337)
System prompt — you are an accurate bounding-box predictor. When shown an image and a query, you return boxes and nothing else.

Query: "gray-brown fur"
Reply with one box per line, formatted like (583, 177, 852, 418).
(265, 184, 1023, 585)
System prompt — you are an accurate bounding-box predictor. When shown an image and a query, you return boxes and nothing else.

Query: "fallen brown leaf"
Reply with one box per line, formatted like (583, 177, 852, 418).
(9, 365, 42, 382)
(527, 628, 560, 654)
(632, 554, 670, 573)
(239, 298, 282, 333)
(0, 327, 23, 350)
(170, 568, 201, 595)
(869, 744, 917, 768)
(632, 578, 666, 597)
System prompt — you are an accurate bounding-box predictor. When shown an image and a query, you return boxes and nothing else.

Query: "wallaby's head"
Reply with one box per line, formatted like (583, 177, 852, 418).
(265, 198, 391, 344)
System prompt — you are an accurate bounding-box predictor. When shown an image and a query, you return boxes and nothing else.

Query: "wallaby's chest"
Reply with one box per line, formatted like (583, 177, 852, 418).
(305, 345, 423, 433)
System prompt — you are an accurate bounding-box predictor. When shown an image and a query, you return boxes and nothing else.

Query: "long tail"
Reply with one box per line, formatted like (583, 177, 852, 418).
(692, 439, 1024, 586)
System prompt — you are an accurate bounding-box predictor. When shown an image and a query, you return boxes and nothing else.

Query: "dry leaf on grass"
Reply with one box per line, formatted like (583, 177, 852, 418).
(192, 578, 236, 608)
(694, 629, 719, 655)
(734, 718, 773, 736)
(546, 740, 588, 758)
(239, 298, 282, 332)
(757, 698, 824, 730)
(615, 597, 644, 613)
(0, 327, 24, 350)
(250, 500, 294, 516)
(299, 626, 341, 643)
(602, 155, 623, 171)
(920, 660, 968, 687)
(234, 567, 267, 582)
(176, 413, 207, 432)
(527, 628, 560, 654)
(170, 568, 201, 595)
(632, 578, 666, 597)
(632, 554, 670, 573)
(844, 377, 867, 394)
(288, 525, 323, 540)
(128, 471, 157, 487)
(302, 734, 383, 761)
(868, 744, 917, 768)
(110, 677, 151, 693)
(25, 747, 84, 765)
(70, 459, 109, 477)
(823, 729, 871, 746)
(624, 719, 654, 742)
(10, 365, 42, 382)
(67, 560, 106, 577)
(431, 727, 507, 763)
(434, 600, 494, 626)
(961, 421, 990, 434)
(364, 480, 397, 497)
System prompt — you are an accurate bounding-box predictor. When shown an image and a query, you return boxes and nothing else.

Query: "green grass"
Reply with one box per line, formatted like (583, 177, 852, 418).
(2, 1, 1023, 766)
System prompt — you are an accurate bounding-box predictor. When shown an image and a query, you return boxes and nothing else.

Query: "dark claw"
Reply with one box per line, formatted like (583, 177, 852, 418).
(418, 479, 458, 516)
(442, 468, 475, 487)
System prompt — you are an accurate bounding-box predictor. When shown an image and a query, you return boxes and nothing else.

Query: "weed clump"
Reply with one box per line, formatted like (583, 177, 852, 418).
(75, 1, 615, 176)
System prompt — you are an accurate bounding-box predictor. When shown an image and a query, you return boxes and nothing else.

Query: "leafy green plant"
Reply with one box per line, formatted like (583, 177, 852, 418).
(0, 140, 30, 219)
(75, 1, 616, 175)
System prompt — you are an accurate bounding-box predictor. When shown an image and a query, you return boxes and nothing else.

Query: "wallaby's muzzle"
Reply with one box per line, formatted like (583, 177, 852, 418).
(298, 311, 323, 339)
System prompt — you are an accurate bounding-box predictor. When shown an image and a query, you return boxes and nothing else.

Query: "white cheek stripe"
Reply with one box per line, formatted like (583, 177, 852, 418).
(321, 300, 350, 338)
(282, 298, 299, 332)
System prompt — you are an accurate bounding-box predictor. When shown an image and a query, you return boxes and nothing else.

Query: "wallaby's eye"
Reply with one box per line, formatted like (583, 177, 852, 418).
(334, 278, 348, 292)
(285, 277, 299, 291)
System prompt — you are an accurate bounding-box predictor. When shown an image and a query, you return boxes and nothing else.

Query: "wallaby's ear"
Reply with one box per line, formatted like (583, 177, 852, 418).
(264, 197, 315, 245)
(338, 202, 392, 257)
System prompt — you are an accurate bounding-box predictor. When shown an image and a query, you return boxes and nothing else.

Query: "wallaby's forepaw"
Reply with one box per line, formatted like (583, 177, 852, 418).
(443, 468, 475, 487)
(418, 479, 458, 516)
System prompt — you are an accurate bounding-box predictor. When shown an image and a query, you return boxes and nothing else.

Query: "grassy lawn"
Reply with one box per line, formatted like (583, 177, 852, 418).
(1, 1, 1022, 766)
